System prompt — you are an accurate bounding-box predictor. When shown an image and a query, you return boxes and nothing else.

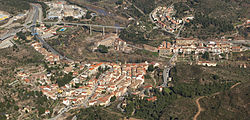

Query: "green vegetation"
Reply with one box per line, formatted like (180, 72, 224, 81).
(160, 98, 197, 120)
(57, 72, 73, 87)
(144, 74, 152, 80)
(85, 11, 92, 19)
(238, 26, 249, 39)
(201, 51, 209, 60)
(64, 16, 79, 22)
(129, 0, 156, 14)
(120, 27, 147, 44)
(171, 82, 234, 97)
(173, 2, 190, 19)
(36, 1, 49, 18)
(121, 62, 249, 120)
(181, 0, 249, 39)
(15, 31, 32, 44)
(96, 66, 110, 79)
(0, 0, 30, 15)
(110, 96, 116, 102)
(0, 0, 49, 16)
(147, 64, 154, 72)
(124, 88, 178, 119)
(115, 0, 123, 5)
(97, 45, 108, 53)
(76, 107, 121, 120)
(134, 49, 158, 58)
(198, 82, 249, 120)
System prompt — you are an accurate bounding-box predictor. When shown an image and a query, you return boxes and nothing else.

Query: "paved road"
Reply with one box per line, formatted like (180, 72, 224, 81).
(162, 52, 178, 87)
(0, 5, 36, 41)
(44, 22, 126, 29)
(0, 37, 14, 49)
(0, 17, 14, 28)
(31, 4, 73, 62)
(0, 28, 24, 41)
(176, 20, 186, 38)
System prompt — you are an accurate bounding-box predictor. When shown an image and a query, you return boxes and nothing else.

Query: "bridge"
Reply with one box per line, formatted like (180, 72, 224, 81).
(44, 22, 126, 35)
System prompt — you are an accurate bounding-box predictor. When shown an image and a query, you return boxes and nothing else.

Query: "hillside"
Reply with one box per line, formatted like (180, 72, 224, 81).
(180, 0, 249, 39)
(118, 0, 249, 45)
(0, 0, 51, 15)
(0, 0, 30, 15)
(198, 82, 249, 120)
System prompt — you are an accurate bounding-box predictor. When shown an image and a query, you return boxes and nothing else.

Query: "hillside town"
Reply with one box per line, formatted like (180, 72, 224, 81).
(14, 33, 155, 107)
(0, 0, 249, 120)
(158, 38, 246, 56)
(150, 5, 193, 33)
(16, 40, 154, 107)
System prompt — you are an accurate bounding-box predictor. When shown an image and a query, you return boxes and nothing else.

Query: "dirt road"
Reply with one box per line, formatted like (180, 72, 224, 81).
(193, 96, 205, 120)
(193, 82, 241, 120)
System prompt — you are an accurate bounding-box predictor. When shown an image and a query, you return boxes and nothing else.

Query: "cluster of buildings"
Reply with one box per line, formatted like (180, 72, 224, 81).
(95, 34, 133, 53)
(31, 42, 60, 64)
(17, 39, 153, 107)
(151, 5, 193, 33)
(16, 65, 50, 87)
(158, 38, 244, 56)
(31, 61, 150, 107)
(46, 1, 87, 20)
(36, 24, 58, 38)
(60, 62, 149, 107)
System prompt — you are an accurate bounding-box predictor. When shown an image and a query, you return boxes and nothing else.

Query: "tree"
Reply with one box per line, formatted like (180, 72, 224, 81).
(212, 74, 219, 80)
(64, 16, 74, 22)
(85, 11, 92, 19)
(38, 106, 45, 115)
(116, 0, 123, 5)
(148, 64, 154, 72)
(202, 51, 209, 60)
(110, 96, 116, 102)
(57, 72, 73, 87)
(14, 105, 19, 111)
(16, 31, 26, 40)
(97, 45, 108, 53)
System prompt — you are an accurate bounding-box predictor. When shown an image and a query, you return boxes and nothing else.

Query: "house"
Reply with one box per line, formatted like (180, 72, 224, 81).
(108, 85, 117, 91)
(231, 46, 242, 52)
(45, 110, 50, 114)
(89, 100, 97, 106)
(98, 94, 113, 106)
(144, 85, 153, 89)
(88, 63, 105, 76)
(147, 96, 157, 102)
(64, 66, 73, 74)
(197, 61, 217, 67)
(63, 98, 70, 106)
(114, 38, 127, 51)
(175, 38, 197, 46)
(118, 87, 127, 96)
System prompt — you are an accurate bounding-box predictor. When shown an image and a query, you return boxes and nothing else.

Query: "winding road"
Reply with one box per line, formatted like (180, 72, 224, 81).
(193, 82, 241, 120)
(193, 96, 205, 120)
